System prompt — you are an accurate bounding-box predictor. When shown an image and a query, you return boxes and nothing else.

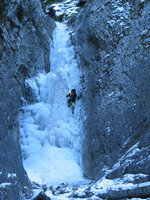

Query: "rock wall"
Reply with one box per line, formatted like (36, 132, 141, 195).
(69, 0, 150, 180)
(0, 0, 55, 199)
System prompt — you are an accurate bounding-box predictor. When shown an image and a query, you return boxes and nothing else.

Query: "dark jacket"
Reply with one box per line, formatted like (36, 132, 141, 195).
(66, 91, 77, 103)
(48, 7, 55, 16)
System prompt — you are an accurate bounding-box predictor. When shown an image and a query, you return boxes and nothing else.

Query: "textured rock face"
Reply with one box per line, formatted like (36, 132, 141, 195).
(0, 0, 55, 199)
(69, 0, 150, 179)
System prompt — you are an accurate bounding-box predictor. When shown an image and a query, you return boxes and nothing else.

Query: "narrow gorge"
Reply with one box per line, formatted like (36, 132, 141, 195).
(0, 0, 149, 199)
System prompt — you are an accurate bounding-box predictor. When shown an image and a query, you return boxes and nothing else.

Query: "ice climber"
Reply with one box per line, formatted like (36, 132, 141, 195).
(47, 7, 56, 17)
(66, 89, 77, 114)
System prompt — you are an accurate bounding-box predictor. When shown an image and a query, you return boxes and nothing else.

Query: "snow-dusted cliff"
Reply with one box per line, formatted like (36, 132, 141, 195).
(0, 0, 55, 199)
(70, 0, 150, 182)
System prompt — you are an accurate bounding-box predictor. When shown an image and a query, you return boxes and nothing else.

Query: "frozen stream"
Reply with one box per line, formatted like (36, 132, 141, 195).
(20, 22, 85, 186)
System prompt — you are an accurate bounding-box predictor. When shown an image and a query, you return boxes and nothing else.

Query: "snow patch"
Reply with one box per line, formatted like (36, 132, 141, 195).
(7, 173, 17, 178)
(91, 177, 150, 194)
(0, 183, 12, 188)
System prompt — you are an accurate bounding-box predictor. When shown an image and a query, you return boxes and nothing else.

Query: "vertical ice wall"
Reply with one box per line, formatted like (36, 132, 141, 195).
(20, 22, 84, 185)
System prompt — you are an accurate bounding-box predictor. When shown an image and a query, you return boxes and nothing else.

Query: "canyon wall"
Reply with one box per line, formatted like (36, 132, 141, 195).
(0, 0, 55, 199)
(69, 0, 150, 180)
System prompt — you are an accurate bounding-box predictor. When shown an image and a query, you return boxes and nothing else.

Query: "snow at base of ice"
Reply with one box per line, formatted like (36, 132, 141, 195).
(20, 22, 85, 186)
(30, 174, 150, 200)
(91, 176, 150, 194)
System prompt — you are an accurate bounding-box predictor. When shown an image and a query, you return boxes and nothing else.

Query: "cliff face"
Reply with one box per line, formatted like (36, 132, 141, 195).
(69, 0, 150, 180)
(0, 0, 55, 199)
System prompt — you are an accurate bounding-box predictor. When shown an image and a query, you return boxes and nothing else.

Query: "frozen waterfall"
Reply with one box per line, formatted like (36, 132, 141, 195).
(20, 22, 84, 186)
